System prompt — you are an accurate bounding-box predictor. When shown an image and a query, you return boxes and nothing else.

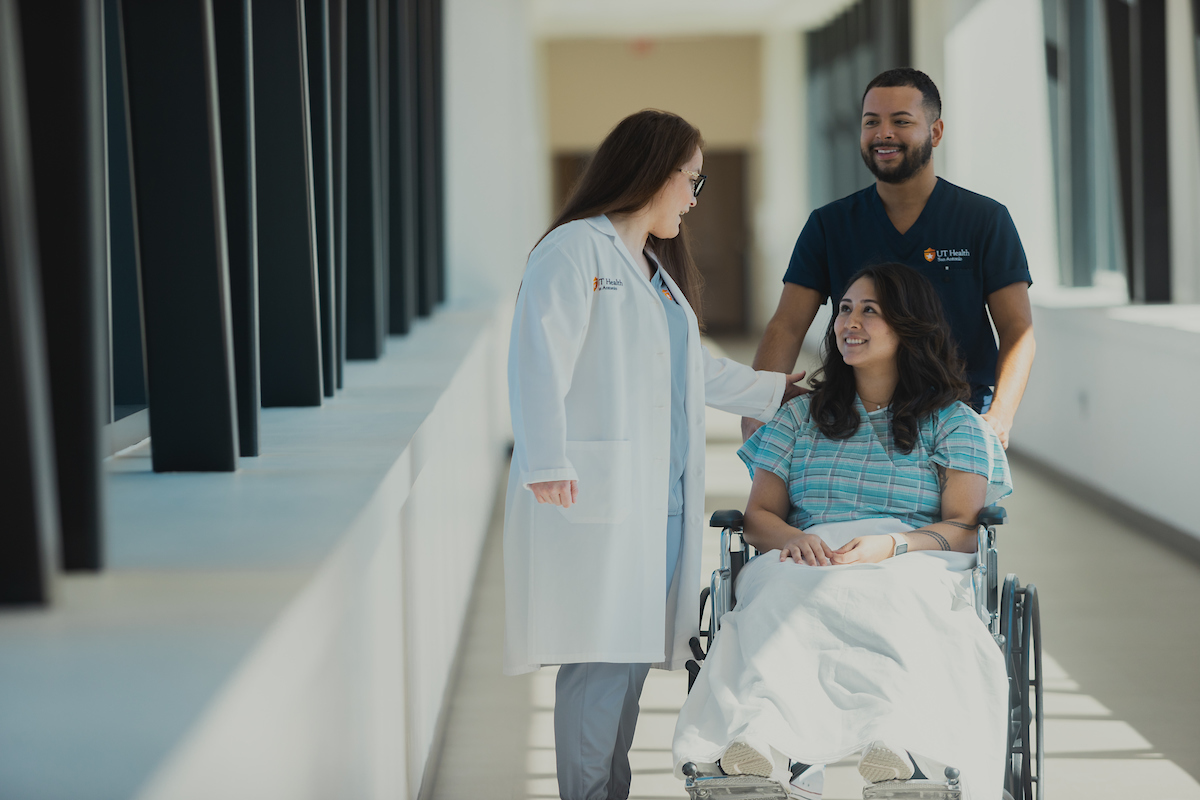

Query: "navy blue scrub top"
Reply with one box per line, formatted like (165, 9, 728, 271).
(651, 269, 688, 517)
(783, 177, 1032, 387)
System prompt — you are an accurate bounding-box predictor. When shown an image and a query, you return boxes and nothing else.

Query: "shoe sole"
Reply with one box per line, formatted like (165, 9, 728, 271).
(858, 742, 914, 783)
(720, 742, 773, 778)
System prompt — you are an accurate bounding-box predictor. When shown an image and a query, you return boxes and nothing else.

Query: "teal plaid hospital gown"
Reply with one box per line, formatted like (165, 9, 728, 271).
(738, 395, 1012, 530)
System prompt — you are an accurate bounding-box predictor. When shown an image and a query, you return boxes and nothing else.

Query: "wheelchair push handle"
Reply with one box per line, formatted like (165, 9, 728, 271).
(709, 509, 744, 529)
(979, 505, 1007, 527)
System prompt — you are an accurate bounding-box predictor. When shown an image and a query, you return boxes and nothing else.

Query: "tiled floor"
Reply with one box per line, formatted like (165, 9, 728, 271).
(427, 343, 1200, 800)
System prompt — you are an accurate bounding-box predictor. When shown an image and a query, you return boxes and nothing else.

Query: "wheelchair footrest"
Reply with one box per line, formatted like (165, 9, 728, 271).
(862, 778, 963, 799)
(684, 774, 789, 798)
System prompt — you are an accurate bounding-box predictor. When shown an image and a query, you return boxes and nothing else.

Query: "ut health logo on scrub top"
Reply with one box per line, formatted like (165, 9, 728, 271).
(593, 277, 624, 292)
(924, 247, 971, 263)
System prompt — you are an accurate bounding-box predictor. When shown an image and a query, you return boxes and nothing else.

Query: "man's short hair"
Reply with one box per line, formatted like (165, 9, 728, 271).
(862, 68, 942, 123)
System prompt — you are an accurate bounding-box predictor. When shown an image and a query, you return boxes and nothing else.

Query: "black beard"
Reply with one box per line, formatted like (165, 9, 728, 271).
(861, 136, 934, 184)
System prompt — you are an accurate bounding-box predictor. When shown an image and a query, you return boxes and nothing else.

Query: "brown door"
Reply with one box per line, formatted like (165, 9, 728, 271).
(553, 152, 591, 219)
(551, 149, 750, 334)
(685, 150, 748, 334)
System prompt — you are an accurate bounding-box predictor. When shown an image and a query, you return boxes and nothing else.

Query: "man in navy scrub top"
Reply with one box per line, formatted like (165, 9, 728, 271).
(744, 68, 1036, 449)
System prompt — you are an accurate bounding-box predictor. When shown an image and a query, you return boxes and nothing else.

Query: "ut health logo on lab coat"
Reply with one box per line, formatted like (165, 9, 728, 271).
(593, 277, 624, 292)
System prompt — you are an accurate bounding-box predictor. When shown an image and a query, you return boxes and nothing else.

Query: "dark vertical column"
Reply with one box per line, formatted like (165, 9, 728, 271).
(121, 0, 240, 471)
(346, 0, 385, 357)
(0, 0, 60, 603)
(305, 0, 337, 396)
(388, 0, 417, 334)
(213, 0, 261, 455)
(1131, 0, 1171, 302)
(376, 0, 390, 336)
(18, 0, 107, 570)
(103, 0, 146, 417)
(431, 0, 445, 304)
(252, 0, 324, 404)
(1194, 0, 1200, 95)
(330, 0, 347, 385)
(1066, 0, 1095, 287)
(415, 0, 438, 315)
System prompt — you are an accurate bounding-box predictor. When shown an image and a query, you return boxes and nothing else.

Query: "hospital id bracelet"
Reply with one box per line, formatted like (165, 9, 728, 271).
(889, 532, 908, 558)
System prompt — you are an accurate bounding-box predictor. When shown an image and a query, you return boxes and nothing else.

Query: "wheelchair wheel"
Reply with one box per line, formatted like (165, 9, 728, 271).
(1000, 575, 1044, 800)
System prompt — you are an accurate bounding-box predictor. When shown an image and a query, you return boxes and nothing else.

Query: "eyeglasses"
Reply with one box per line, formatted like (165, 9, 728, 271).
(679, 169, 707, 198)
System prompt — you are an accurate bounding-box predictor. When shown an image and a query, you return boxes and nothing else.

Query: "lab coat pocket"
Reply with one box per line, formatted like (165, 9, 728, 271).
(558, 440, 632, 525)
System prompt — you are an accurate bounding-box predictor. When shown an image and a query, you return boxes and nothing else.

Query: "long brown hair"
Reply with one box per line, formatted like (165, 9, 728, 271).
(540, 109, 706, 325)
(807, 262, 971, 453)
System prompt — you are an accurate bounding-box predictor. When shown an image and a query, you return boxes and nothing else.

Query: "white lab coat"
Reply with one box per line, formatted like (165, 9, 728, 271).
(503, 215, 784, 676)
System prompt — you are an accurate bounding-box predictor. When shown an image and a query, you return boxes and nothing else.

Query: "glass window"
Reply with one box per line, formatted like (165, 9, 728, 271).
(1043, 0, 1127, 290)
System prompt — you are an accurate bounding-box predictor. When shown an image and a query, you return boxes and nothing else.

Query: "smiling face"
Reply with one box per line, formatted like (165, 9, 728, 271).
(645, 145, 702, 239)
(859, 86, 942, 184)
(834, 276, 900, 369)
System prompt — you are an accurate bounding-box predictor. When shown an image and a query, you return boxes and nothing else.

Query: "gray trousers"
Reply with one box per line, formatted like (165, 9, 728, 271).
(554, 514, 684, 800)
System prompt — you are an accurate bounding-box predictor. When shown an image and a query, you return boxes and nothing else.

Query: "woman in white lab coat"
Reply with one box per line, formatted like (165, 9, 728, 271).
(504, 110, 801, 800)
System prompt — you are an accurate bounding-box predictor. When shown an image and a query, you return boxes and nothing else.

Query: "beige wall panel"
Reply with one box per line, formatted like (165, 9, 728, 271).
(545, 36, 762, 150)
(1166, 0, 1200, 304)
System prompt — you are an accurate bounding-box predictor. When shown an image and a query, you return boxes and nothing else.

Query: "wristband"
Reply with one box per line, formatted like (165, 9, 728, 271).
(889, 532, 908, 558)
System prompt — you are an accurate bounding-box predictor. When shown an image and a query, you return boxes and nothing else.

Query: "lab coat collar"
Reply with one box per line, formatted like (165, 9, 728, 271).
(584, 214, 619, 238)
(586, 215, 660, 301)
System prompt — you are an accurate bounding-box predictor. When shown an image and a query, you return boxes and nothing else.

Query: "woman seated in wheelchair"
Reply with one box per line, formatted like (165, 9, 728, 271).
(673, 262, 1012, 800)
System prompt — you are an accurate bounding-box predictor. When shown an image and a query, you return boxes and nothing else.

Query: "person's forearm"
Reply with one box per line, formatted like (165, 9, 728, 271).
(743, 505, 802, 552)
(902, 520, 978, 553)
(750, 284, 824, 372)
(989, 325, 1036, 424)
(751, 319, 805, 373)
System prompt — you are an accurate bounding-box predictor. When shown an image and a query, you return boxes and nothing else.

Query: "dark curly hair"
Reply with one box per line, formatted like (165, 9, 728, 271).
(807, 262, 970, 453)
(863, 67, 942, 123)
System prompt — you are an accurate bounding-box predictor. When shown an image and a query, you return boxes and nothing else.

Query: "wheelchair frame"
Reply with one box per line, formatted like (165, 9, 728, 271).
(682, 506, 1043, 800)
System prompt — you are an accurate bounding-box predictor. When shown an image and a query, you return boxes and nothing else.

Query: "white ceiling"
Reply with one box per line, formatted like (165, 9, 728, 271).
(528, 0, 860, 38)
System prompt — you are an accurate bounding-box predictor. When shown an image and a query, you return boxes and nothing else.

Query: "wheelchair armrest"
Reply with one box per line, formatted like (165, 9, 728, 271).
(709, 509, 744, 529)
(979, 505, 1006, 527)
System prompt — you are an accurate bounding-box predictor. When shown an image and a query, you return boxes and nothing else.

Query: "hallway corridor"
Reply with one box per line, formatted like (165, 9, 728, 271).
(427, 343, 1200, 800)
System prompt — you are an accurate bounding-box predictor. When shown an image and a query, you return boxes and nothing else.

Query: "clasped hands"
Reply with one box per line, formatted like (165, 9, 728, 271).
(779, 531, 896, 566)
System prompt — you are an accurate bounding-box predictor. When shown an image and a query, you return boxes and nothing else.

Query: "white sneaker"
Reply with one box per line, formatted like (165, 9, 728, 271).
(719, 742, 773, 778)
(787, 762, 825, 800)
(858, 740, 915, 783)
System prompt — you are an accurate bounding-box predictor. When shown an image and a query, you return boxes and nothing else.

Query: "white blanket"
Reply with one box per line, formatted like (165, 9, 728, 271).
(672, 518, 1010, 799)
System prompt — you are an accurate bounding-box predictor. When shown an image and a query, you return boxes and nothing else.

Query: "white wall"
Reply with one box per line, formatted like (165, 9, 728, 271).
(910, 0, 949, 177)
(942, 0, 1059, 290)
(0, 305, 513, 800)
(444, 0, 546, 304)
(753, 29, 806, 333)
(1011, 305, 1200, 540)
(128, 309, 512, 800)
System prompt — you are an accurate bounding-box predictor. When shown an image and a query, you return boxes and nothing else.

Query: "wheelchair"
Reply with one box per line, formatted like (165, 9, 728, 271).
(680, 506, 1043, 800)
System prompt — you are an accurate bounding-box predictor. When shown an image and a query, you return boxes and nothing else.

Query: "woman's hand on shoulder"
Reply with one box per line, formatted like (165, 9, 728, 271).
(780, 532, 835, 566)
(830, 535, 894, 565)
(781, 371, 809, 403)
(529, 480, 578, 508)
